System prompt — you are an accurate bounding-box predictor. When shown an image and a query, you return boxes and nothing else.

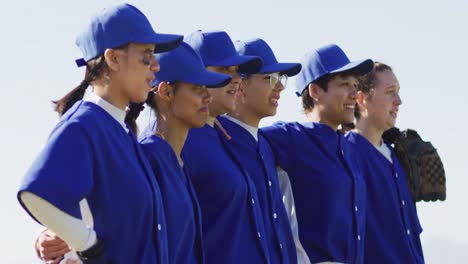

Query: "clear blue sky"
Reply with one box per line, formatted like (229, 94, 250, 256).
(1, 0, 467, 262)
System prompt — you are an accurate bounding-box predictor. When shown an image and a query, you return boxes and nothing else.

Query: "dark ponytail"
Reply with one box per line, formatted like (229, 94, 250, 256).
(125, 102, 145, 135)
(125, 90, 159, 135)
(124, 82, 179, 135)
(54, 55, 108, 116)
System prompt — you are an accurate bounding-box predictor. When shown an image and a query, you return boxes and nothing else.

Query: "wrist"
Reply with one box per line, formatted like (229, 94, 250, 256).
(34, 228, 48, 258)
(76, 237, 104, 260)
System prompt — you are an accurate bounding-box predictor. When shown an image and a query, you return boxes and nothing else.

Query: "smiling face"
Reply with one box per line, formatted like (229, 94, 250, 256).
(314, 73, 359, 129)
(205, 66, 241, 117)
(238, 72, 286, 123)
(169, 82, 212, 128)
(362, 70, 401, 131)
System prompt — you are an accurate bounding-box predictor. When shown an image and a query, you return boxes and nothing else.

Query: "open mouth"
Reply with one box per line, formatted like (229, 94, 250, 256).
(269, 97, 280, 107)
(199, 106, 209, 113)
(227, 89, 237, 96)
(146, 78, 154, 88)
(344, 104, 355, 110)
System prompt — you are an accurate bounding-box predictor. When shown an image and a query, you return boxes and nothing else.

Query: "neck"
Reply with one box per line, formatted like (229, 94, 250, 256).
(93, 84, 128, 111)
(354, 118, 383, 146)
(207, 116, 216, 127)
(207, 103, 229, 127)
(155, 114, 189, 163)
(306, 110, 339, 130)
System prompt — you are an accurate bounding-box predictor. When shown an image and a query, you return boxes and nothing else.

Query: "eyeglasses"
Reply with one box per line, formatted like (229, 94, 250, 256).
(266, 73, 288, 89)
(242, 72, 288, 89)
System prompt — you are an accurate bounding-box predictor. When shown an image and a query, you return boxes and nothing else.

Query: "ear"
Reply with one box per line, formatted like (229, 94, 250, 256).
(356, 90, 366, 112)
(156, 82, 172, 102)
(104, 48, 121, 72)
(236, 80, 247, 103)
(308, 83, 321, 102)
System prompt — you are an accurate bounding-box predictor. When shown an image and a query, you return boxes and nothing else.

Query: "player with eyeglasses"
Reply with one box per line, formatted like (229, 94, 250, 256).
(212, 38, 306, 264)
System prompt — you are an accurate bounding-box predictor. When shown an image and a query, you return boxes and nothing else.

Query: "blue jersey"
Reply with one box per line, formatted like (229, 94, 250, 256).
(18, 101, 168, 263)
(261, 122, 366, 264)
(182, 124, 270, 264)
(345, 131, 424, 264)
(217, 116, 297, 264)
(140, 134, 204, 264)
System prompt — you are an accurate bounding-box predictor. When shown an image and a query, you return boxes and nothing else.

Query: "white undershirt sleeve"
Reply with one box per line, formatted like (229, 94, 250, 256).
(277, 167, 311, 264)
(20, 191, 96, 252)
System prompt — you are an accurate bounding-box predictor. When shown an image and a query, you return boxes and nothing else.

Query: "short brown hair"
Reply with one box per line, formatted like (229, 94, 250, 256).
(301, 68, 361, 113)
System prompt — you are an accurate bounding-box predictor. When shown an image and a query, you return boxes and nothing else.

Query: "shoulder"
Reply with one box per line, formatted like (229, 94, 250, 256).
(344, 132, 366, 158)
(49, 115, 91, 146)
(262, 121, 294, 132)
(188, 125, 212, 137)
(140, 135, 172, 158)
(261, 121, 303, 139)
(57, 101, 116, 138)
(344, 131, 368, 151)
(61, 101, 101, 124)
(185, 125, 217, 149)
(344, 131, 365, 153)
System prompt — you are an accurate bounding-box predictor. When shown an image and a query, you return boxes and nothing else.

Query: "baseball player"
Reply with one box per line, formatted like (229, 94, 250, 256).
(345, 62, 425, 263)
(261, 44, 373, 264)
(18, 3, 182, 263)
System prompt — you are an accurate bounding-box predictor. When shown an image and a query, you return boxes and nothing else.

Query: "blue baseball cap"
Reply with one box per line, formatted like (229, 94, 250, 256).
(295, 44, 373, 96)
(235, 38, 301, 77)
(75, 3, 183, 67)
(184, 30, 263, 74)
(153, 42, 232, 88)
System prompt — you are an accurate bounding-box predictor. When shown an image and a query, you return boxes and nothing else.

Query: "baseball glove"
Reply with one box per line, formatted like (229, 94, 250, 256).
(382, 127, 446, 202)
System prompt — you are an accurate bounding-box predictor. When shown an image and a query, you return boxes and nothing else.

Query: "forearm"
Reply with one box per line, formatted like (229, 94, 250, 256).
(20, 191, 96, 251)
(277, 167, 311, 264)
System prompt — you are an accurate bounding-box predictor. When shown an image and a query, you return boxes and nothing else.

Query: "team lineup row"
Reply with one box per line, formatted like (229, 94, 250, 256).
(17, 3, 424, 264)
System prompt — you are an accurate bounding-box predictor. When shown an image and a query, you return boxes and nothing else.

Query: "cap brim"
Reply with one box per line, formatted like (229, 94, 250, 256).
(330, 59, 374, 76)
(260, 62, 302, 77)
(183, 70, 232, 88)
(214, 55, 263, 74)
(138, 33, 184, 53)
